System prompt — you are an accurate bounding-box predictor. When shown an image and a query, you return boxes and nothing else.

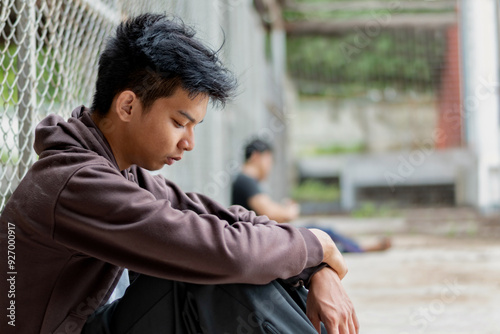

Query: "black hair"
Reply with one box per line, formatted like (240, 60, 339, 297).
(244, 139, 273, 161)
(91, 13, 237, 116)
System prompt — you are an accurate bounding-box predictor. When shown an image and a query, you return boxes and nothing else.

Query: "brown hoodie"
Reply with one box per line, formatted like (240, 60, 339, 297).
(0, 106, 323, 333)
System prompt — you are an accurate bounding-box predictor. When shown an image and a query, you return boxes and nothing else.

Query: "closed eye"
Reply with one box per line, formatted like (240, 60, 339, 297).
(174, 119, 185, 128)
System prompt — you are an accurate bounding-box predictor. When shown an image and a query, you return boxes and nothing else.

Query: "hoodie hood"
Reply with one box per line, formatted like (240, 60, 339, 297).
(34, 106, 119, 170)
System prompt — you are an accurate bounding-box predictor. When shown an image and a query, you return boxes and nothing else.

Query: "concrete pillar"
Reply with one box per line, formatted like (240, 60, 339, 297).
(268, 28, 289, 201)
(461, 0, 500, 212)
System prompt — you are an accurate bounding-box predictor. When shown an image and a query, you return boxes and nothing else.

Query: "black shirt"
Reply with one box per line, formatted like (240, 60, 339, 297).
(231, 173, 262, 210)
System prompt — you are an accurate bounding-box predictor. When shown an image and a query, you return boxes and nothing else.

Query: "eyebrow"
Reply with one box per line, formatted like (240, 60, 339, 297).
(178, 110, 203, 124)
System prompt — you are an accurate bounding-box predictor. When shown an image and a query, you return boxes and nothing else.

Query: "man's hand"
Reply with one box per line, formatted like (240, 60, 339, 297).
(309, 228, 347, 279)
(285, 200, 300, 221)
(307, 267, 359, 334)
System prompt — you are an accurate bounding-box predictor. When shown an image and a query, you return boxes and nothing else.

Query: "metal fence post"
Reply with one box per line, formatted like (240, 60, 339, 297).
(15, 0, 37, 180)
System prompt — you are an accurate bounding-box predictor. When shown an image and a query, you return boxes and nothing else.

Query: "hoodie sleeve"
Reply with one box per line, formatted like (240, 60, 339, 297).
(53, 163, 323, 285)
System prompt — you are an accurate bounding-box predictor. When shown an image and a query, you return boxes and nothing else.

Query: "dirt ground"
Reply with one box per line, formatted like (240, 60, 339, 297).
(294, 208, 500, 334)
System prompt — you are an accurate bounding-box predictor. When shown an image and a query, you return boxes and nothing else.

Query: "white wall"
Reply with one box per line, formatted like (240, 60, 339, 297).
(291, 94, 438, 155)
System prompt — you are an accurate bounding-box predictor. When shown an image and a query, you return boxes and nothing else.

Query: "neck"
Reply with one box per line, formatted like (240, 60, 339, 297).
(91, 112, 130, 171)
(242, 163, 261, 181)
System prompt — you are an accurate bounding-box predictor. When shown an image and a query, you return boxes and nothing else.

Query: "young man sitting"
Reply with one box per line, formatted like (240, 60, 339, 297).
(0, 14, 358, 334)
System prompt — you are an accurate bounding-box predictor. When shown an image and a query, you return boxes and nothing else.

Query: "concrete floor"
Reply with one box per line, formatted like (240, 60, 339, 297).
(294, 209, 500, 334)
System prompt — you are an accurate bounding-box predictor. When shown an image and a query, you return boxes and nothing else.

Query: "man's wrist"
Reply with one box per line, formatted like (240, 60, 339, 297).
(310, 265, 341, 285)
(304, 263, 329, 288)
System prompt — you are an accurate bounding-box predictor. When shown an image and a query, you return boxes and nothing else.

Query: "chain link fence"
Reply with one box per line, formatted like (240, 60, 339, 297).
(0, 0, 180, 209)
(1, 0, 290, 210)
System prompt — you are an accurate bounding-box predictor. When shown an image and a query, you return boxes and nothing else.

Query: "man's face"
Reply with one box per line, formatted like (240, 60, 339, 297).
(125, 88, 208, 171)
(258, 151, 274, 181)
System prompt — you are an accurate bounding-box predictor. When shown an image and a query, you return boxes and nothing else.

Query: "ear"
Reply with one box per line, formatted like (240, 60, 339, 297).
(114, 90, 137, 122)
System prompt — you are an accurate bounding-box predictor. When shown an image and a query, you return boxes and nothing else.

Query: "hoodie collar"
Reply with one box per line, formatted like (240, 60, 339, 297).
(34, 106, 120, 171)
(73, 106, 120, 170)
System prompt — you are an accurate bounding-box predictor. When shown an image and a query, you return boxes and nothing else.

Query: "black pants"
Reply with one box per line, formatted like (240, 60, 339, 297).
(82, 275, 325, 334)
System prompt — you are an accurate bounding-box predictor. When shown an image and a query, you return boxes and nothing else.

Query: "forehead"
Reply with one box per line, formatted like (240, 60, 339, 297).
(149, 89, 209, 119)
(262, 150, 273, 158)
(255, 150, 273, 158)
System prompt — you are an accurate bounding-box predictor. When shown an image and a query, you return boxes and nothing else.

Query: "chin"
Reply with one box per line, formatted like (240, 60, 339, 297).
(139, 162, 163, 171)
(146, 167, 163, 172)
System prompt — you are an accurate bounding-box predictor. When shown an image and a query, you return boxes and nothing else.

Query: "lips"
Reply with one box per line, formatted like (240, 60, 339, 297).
(166, 156, 182, 166)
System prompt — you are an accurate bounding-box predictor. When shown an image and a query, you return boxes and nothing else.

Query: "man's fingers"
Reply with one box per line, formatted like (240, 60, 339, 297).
(352, 311, 360, 333)
(348, 317, 357, 334)
(322, 309, 356, 334)
(309, 308, 358, 334)
(323, 319, 340, 334)
(338, 318, 350, 334)
(348, 306, 360, 333)
(307, 267, 359, 333)
(328, 252, 348, 280)
(308, 228, 348, 279)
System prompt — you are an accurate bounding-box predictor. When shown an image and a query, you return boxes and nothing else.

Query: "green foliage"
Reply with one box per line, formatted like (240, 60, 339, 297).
(292, 180, 340, 202)
(1, 152, 19, 165)
(285, 0, 454, 20)
(351, 202, 377, 218)
(302, 143, 366, 156)
(351, 201, 400, 218)
(285, 0, 450, 97)
(0, 46, 19, 103)
(287, 31, 445, 96)
(284, 9, 370, 21)
(0, 192, 12, 210)
(0, 44, 62, 105)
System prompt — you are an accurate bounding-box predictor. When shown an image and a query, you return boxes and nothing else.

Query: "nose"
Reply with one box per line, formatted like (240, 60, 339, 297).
(179, 130, 195, 151)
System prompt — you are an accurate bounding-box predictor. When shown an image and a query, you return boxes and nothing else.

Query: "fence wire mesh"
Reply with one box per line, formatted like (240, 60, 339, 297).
(0, 0, 179, 209)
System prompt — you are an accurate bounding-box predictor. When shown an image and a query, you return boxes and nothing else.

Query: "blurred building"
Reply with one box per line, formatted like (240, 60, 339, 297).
(284, 0, 500, 213)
